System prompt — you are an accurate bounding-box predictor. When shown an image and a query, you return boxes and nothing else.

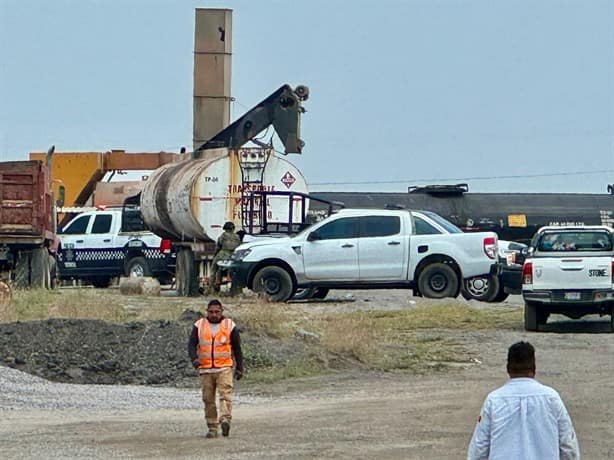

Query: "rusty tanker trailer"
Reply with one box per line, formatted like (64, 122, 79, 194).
(140, 85, 310, 296)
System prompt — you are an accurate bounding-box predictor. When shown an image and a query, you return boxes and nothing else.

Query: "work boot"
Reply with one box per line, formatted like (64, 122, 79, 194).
(205, 429, 218, 439)
(221, 420, 231, 437)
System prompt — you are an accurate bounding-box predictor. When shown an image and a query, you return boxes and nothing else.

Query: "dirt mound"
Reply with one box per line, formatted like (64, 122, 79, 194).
(0, 309, 324, 386)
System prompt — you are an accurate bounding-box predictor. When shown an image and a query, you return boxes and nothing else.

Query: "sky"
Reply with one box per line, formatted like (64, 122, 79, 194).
(1, 0, 613, 194)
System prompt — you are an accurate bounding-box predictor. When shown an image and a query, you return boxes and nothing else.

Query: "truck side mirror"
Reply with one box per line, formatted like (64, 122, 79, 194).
(307, 231, 320, 242)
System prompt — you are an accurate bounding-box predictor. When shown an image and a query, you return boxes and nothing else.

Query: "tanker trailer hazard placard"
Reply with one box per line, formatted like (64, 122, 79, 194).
(281, 171, 296, 189)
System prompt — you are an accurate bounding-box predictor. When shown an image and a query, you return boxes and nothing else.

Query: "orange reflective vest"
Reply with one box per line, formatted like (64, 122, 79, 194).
(195, 317, 235, 369)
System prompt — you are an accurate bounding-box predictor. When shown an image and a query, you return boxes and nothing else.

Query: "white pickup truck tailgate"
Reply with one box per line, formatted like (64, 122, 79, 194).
(531, 256, 612, 290)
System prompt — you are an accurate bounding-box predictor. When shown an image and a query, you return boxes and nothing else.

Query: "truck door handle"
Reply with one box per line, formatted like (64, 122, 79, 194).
(387, 241, 401, 246)
(76, 240, 84, 243)
(341, 244, 354, 248)
(103, 239, 111, 243)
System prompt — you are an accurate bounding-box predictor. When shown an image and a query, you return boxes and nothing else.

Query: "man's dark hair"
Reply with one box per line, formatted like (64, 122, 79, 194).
(507, 341, 535, 374)
(207, 299, 222, 308)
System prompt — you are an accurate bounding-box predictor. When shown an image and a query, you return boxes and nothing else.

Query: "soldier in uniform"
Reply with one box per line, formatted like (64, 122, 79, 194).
(209, 221, 241, 293)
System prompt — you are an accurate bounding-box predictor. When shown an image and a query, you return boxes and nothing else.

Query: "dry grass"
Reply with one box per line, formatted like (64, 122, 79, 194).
(1, 289, 523, 377)
(316, 304, 521, 371)
(1, 288, 195, 323)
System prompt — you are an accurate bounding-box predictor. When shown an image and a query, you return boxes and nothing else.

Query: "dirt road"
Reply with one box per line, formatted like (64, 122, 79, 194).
(2, 293, 614, 459)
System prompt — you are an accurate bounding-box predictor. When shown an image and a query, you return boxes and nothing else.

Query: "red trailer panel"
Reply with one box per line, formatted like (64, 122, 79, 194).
(0, 160, 53, 239)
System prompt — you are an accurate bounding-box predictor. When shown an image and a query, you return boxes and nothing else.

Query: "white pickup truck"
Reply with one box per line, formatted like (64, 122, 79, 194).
(57, 207, 175, 287)
(225, 208, 499, 301)
(522, 226, 614, 331)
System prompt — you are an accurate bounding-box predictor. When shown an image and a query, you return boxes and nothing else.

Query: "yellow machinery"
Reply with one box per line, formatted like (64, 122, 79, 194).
(29, 149, 188, 209)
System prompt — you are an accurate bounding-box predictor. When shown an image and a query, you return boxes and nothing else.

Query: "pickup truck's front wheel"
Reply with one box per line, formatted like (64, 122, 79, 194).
(253, 266, 294, 302)
(418, 263, 459, 299)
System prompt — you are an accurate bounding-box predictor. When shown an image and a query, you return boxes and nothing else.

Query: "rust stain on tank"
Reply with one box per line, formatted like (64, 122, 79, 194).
(227, 150, 240, 223)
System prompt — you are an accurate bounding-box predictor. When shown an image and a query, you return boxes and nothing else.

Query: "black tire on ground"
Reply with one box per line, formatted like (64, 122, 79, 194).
(489, 285, 510, 303)
(293, 288, 317, 300)
(91, 276, 112, 288)
(125, 256, 152, 278)
(175, 250, 186, 295)
(30, 248, 49, 289)
(313, 287, 330, 299)
(47, 254, 57, 289)
(461, 275, 500, 302)
(524, 301, 539, 331)
(186, 251, 199, 296)
(253, 266, 294, 302)
(176, 249, 199, 297)
(418, 263, 459, 299)
(13, 251, 30, 289)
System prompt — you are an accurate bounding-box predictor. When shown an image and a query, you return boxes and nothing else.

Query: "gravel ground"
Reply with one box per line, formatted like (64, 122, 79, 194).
(2, 291, 614, 459)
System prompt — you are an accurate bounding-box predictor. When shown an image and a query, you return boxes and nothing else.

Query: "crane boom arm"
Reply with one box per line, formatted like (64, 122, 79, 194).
(196, 84, 309, 154)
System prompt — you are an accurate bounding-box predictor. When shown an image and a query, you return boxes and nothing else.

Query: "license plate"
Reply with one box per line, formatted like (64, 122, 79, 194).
(128, 240, 143, 247)
(64, 262, 76, 268)
(564, 292, 581, 300)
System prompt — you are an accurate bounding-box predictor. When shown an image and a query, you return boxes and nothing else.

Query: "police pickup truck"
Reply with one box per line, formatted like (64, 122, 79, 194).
(57, 206, 175, 287)
(522, 226, 614, 331)
(224, 208, 499, 301)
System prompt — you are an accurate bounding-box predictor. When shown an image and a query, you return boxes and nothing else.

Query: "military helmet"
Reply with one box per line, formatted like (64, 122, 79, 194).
(223, 221, 235, 231)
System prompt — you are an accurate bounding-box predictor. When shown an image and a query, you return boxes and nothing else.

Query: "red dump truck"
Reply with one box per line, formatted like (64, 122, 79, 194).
(0, 157, 57, 289)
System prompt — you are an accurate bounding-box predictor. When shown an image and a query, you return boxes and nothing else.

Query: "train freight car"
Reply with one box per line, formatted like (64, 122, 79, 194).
(310, 184, 614, 244)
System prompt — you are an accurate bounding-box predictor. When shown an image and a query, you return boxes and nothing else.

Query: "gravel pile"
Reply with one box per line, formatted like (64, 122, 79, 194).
(0, 313, 201, 386)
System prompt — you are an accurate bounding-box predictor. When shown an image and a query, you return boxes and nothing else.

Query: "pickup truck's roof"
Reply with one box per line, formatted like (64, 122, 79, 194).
(537, 225, 613, 233)
(335, 208, 413, 216)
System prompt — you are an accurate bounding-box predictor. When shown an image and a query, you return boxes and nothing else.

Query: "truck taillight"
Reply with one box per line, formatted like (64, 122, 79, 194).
(522, 262, 533, 285)
(483, 236, 497, 259)
(159, 239, 172, 254)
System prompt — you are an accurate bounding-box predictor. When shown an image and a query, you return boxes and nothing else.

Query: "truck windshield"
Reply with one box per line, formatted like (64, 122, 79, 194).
(420, 211, 463, 234)
(537, 230, 613, 252)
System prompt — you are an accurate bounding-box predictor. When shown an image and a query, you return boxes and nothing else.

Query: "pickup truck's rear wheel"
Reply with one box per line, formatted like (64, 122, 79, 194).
(490, 286, 509, 303)
(253, 266, 294, 302)
(125, 257, 152, 278)
(461, 275, 500, 302)
(418, 263, 458, 299)
(292, 287, 329, 301)
(293, 288, 317, 300)
(524, 301, 539, 331)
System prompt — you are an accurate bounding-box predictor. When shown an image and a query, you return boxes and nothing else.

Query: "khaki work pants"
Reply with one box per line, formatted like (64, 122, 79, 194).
(200, 367, 234, 429)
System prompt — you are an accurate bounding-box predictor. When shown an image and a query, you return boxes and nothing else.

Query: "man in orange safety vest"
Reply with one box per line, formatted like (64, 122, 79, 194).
(188, 299, 244, 438)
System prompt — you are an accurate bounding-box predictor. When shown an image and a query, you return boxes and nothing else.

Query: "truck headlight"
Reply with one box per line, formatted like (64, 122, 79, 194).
(232, 248, 251, 261)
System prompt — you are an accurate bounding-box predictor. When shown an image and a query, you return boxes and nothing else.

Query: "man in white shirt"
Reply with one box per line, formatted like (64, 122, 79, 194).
(467, 341, 580, 460)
